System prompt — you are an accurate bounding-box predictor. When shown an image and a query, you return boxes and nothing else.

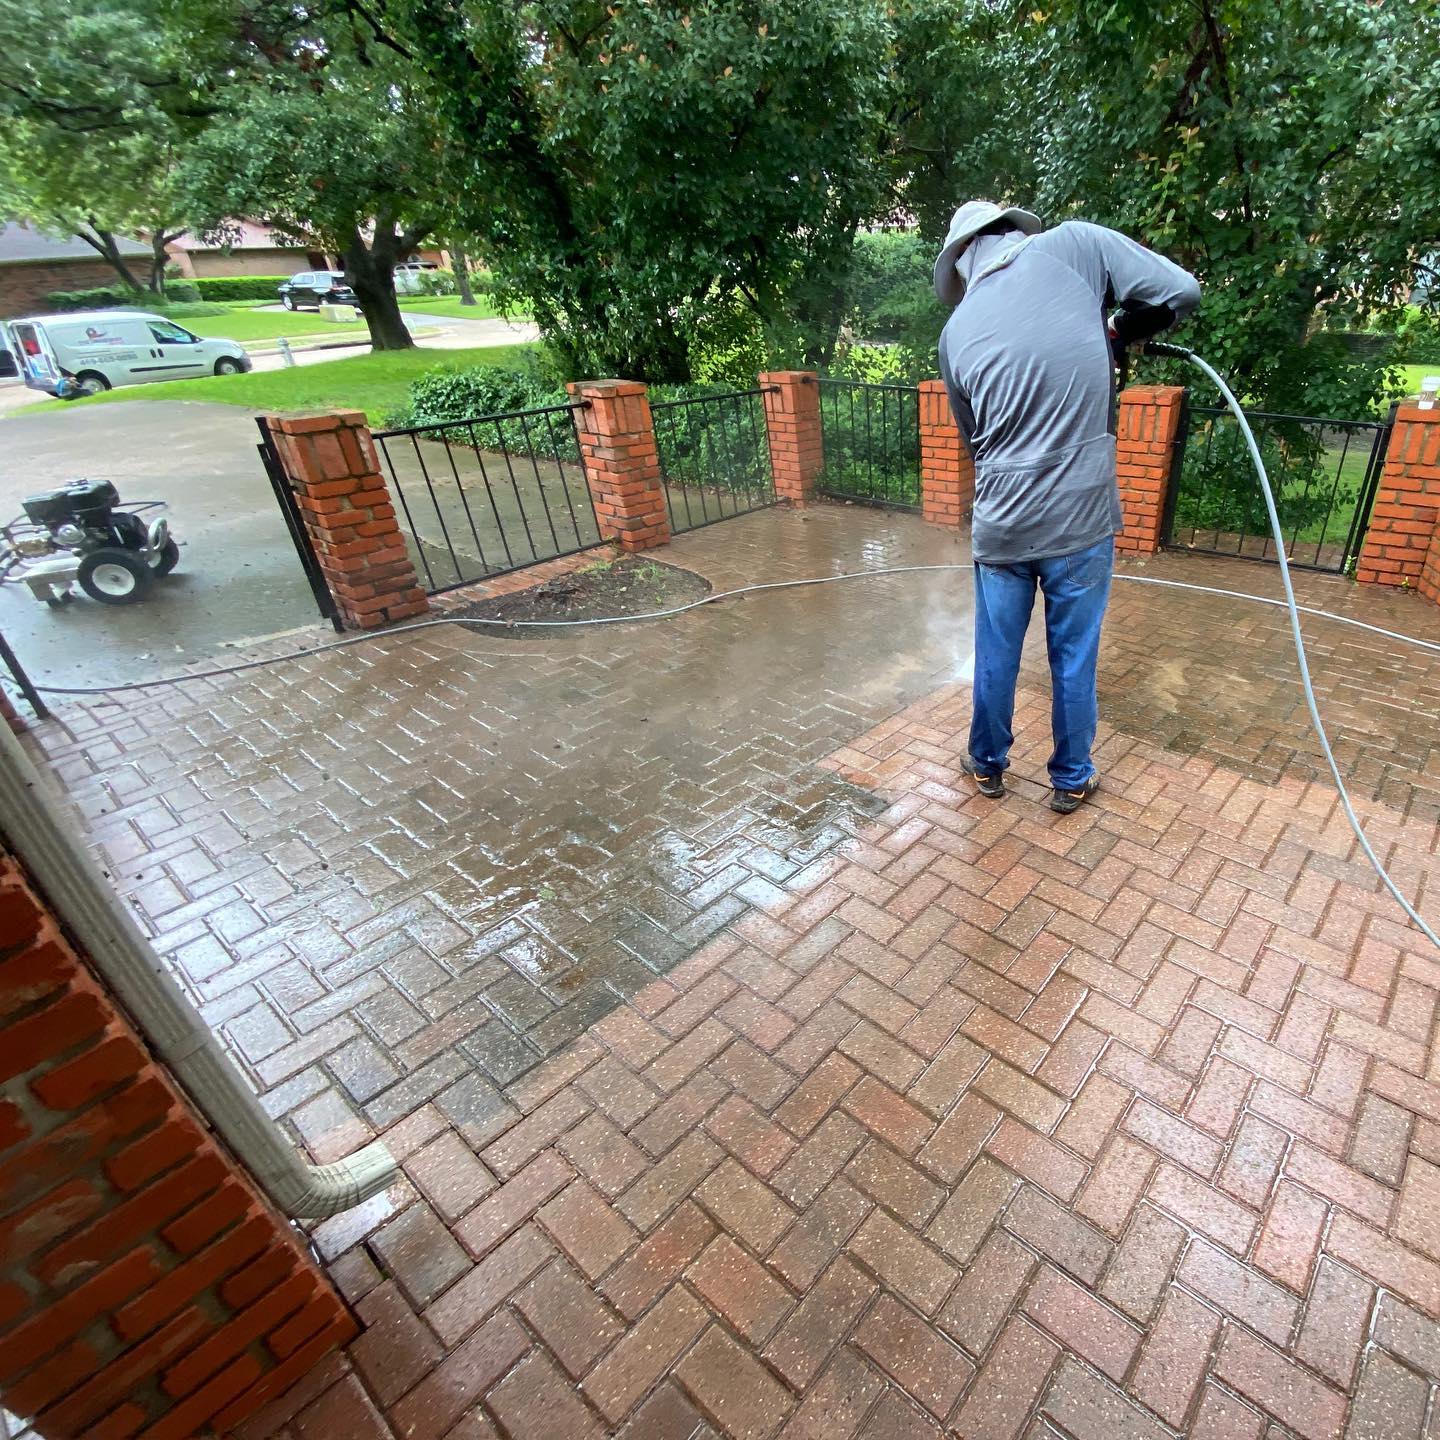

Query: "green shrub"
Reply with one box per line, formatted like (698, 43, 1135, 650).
(409, 268, 458, 297)
(385, 360, 772, 487)
(164, 281, 202, 303)
(193, 274, 294, 301)
(144, 301, 231, 318)
(1396, 306, 1440, 366)
(390, 363, 564, 427)
(43, 285, 139, 311)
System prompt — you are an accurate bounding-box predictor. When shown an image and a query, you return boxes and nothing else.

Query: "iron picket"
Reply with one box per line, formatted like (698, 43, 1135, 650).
(817, 379, 921, 510)
(371, 403, 602, 594)
(1164, 403, 1389, 573)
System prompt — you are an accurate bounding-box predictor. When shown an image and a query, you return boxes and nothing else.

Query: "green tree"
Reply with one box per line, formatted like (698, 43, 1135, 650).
(368, 0, 898, 380)
(1029, 0, 1440, 416)
(889, 0, 1042, 245)
(182, 66, 442, 350)
(0, 0, 211, 292)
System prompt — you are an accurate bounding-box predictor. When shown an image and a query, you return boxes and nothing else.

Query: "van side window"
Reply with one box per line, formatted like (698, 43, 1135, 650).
(149, 321, 197, 345)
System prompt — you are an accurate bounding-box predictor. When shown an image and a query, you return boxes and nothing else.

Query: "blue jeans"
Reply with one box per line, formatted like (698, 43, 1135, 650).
(970, 537, 1113, 791)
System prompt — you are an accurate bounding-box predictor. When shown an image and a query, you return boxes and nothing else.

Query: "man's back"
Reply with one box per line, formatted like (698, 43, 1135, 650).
(939, 220, 1200, 566)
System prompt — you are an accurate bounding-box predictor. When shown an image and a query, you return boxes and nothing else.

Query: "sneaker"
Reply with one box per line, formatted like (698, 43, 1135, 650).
(1050, 774, 1100, 814)
(961, 759, 1005, 799)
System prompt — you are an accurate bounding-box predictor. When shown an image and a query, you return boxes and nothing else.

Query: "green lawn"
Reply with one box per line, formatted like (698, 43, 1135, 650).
(182, 306, 367, 344)
(1400, 363, 1438, 398)
(396, 294, 510, 321)
(12, 343, 540, 426)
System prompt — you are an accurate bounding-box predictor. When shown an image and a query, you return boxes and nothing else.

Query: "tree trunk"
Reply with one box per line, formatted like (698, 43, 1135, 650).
(451, 243, 477, 306)
(148, 233, 171, 295)
(344, 237, 415, 352)
(73, 223, 145, 292)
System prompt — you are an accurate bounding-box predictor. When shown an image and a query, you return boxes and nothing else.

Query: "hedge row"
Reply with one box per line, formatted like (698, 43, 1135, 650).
(44, 282, 201, 311)
(193, 274, 293, 301)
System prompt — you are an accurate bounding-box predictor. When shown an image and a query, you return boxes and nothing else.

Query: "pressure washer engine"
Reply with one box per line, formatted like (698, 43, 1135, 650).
(0, 480, 180, 607)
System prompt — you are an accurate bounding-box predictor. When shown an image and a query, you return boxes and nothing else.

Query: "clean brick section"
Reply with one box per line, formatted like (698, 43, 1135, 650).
(567, 381, 671, 551)
(1355, 406, 1440, 593)
(0, 844, 354, 1437)
(265, 410, 429, 630)
(224, 666, 1440, 1440)
(1114, 384, 1185, 556)
(918, 379, 974, 529)
(758, 372, 823, 507)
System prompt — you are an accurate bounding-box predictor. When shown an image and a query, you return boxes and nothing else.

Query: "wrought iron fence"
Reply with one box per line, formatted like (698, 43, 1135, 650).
(649, 389, 776, 534)
(1165, 402, 1394, 574)
(817, 379, 921, 509)
(371, 404, 601, 593)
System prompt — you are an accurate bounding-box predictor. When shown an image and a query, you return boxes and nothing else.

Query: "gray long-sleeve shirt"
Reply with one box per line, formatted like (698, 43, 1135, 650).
(938, 220, 1201, 565)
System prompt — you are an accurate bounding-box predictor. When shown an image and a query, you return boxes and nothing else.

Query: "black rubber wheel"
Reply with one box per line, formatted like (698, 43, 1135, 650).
(151, 538, 180, 576)
(75, 371, 111, 395)
(214, 357, 243, 376)
(77, 548, 153, 605)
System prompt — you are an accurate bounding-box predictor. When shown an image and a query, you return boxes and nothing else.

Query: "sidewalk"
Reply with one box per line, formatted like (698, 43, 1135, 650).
(25, 505, 1440, 1438)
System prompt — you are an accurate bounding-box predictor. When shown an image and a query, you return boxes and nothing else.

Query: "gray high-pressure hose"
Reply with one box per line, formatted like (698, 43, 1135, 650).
(1144, 339, 1440, 950)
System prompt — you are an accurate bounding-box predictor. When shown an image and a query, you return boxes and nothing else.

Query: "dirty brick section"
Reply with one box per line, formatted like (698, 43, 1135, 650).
(23, 506, 1440, 1439)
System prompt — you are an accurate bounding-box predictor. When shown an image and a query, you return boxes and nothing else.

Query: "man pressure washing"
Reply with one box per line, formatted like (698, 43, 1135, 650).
(936, 202, 1201, 813)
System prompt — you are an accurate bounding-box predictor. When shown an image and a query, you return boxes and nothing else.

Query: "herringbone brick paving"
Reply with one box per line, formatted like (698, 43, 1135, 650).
(22, 505, 1440, 1438)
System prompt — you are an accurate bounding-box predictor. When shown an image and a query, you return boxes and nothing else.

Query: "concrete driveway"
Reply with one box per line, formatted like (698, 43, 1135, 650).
(0, 401, 331, 692)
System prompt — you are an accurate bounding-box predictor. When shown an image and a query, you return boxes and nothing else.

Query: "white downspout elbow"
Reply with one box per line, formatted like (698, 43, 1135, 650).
(0, 720, 396, 1219)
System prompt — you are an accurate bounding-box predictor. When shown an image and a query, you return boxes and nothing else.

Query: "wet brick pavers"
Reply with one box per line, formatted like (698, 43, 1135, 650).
(23, 504, 1440, 1439)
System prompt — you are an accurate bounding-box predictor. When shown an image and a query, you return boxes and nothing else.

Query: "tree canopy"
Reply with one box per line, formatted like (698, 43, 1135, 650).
(2, 0, 1437, 403)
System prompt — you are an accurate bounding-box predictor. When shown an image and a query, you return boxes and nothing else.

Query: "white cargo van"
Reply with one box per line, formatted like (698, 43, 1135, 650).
(8, 312, 251, 396)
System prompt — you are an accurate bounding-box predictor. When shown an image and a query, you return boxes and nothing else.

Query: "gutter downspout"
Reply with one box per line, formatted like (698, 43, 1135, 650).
(0, 721, 396, 1219)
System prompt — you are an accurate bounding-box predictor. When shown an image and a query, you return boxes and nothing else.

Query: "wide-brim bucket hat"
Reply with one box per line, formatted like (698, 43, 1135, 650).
(934, 200, 1043, 306)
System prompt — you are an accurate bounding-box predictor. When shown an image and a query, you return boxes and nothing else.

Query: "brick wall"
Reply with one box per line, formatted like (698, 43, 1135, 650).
(0, 843, 355, 1438)
(265, 411, 430, 629)
(758, 372, 823, 506)
(1355, 407, 1440, 592)
(182, 251, 311, 280)
(1115, 385, 1186, 556)
(568, 382, 670, 551)
(918, 379, 974, 528)
(0, 261, 135, 319)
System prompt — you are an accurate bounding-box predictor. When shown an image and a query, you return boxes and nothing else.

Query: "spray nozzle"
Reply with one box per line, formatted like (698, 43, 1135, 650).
(1143, 339, 1191, 359)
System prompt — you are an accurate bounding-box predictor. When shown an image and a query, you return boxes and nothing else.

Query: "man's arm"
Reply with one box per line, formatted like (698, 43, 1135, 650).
(938, 327, 977, 457)
(1061, 220, 1200, 351)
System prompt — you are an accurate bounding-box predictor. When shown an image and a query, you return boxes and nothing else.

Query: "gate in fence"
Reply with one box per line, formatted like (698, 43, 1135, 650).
(370, 404, 602, 594)
(817, 379, 921, 510)
(1163, 400, 1397, 574)
(649, 388, 777, 534)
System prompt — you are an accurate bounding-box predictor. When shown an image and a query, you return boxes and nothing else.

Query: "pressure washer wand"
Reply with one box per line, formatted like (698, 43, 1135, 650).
(1142, 337, 1440, 950)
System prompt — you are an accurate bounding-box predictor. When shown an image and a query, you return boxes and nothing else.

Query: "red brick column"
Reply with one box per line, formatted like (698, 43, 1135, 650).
(0, 843, 355, 1438)
(1115, 385, 1186, 556)
(1355, 407, 1440, 593)
(568, 381, 670, 551)
(265, 410, 430, 630)
(0, 692, 24, 736)
(758, 371, 823, 506)
(918, 379, 974, 528)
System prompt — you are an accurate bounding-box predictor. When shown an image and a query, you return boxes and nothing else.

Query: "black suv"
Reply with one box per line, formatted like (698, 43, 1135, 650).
(277, 271, 360, 311)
